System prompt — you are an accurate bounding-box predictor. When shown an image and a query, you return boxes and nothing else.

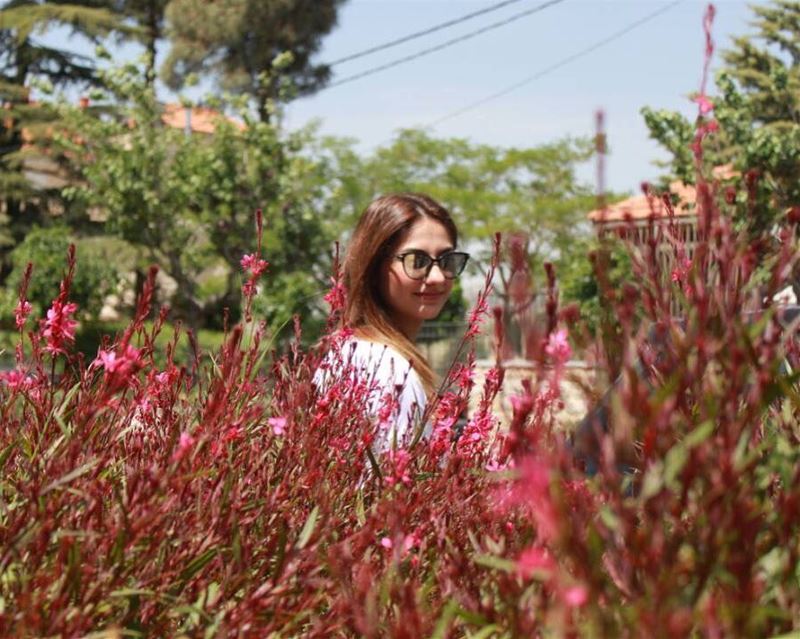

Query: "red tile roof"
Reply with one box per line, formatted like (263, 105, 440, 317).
(588, 167, 736, 224)
(160, 103, 245, 134)
(587, 181, 696, 223)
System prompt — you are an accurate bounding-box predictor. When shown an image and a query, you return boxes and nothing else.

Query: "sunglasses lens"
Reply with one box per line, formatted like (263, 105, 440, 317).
(403, 252, 432, 279)
(442, 253, 468, 278)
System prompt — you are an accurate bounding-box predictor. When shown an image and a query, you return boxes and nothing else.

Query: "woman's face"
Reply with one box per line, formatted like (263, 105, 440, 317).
(379, 216, 455, 339)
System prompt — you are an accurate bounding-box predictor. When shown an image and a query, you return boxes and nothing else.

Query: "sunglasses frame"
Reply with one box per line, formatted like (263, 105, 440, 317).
(394, 250, 470, 281)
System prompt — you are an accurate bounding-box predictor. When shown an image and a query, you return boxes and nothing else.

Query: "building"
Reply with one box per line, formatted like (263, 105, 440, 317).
(587, 180, 700, 248)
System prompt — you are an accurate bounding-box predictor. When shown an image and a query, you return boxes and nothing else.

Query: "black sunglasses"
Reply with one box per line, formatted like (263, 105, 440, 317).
(395, 250, 470, 281)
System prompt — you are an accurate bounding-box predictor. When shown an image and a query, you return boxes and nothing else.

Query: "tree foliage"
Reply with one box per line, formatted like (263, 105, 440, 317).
(323, 128, 595, 273)
(0, 0, 121, 93)
(161, 0, 347, 121)
(109, 0, 169, 84)
(56, 63, 334, 330)
(642, 0, 800, 234)
(4, 225, 121, 322)
(0, 0, 125, 276)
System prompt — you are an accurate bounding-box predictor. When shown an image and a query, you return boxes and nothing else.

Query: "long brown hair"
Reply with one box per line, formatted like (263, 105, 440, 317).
(343, 193, 458, 396)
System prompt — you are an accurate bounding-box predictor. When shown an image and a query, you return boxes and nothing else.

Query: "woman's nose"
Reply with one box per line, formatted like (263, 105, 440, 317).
(425, 263, 447, 284)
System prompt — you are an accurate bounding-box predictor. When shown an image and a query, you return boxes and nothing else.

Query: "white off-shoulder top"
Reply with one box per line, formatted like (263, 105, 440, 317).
(314, 337, 427, 452)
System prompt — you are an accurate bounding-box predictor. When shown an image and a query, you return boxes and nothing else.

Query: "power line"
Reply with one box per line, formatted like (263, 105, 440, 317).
(326, 0, 567, 89)
(329, 0, 530, 67)
(428, 0, 684, 127)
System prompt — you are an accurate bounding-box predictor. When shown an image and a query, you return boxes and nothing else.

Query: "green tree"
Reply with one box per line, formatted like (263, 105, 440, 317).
(642, 0, 800, 235)
(0, 0, 123, 274)
(56, 63, 334, 331)
(3, 225, 121, 321)
(0, 1, 120, 94)
(160, 0, 347, 121)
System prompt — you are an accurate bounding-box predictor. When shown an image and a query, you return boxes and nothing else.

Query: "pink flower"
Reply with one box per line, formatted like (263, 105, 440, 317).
(465, 296, 489, 338)
(456, 410, 494, 456)
(385, 449, 412, 487)
(428, 416, 455, 458)
(172, 431, 195, 462)
(94, 344, 142, 374)
(268, 416, 287, 436)
(545, 329, 571, 365)
(485, 458, 511, 472)
(224, 426, 243, 442)
(380, 536, 393, 549)
(694, 94, 714, 115)
(517, 545, 556, 580)
(562, 584, 589, 608)
(377, 392, 399, 425)
(670, 258, 693, 289)
(506, 457, 559, 542)
(241, 253, 269, 298)
(154, 367, 179, 387)
(323, 276, 346, 312)
(41, 299, 78, 355)
(0, 368, 33, 391)
(509, 392, 534, 417)
(14, 299, 32, 330)
(402, 532, 420, 553)
(240, 253, 269, 277)
(92, 344, 144, 393)
(453, 363, 474, 391)
(483, 366, 502, 396)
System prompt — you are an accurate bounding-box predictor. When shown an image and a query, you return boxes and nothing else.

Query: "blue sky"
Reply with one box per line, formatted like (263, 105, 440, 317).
(46, 0, 761, 193)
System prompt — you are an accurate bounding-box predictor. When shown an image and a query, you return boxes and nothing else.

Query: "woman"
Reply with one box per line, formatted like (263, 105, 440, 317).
(319, 193, 469, 451)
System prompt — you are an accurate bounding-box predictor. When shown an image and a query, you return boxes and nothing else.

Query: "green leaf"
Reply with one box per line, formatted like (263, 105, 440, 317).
(473, 554, 516, 573)
(663, 444, 688, 487)
(640, 461, 664, 501)
(364, 446, 382, 481)
(296, 505, 319, 550)
(466, 625, 502, 639)
(0, 442, 17, 470)
(178, 547, 218, 583)
(684, 420, 714, 448)
(355, 488, 366, 526)
(599, 505, 621, 531)
(53, 381, 82, 427)
(429, 600, 459, 639)
(41, 459, 99, 495)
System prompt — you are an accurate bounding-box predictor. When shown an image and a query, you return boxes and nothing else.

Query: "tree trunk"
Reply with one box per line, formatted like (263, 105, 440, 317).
(144, 0, 160, 88)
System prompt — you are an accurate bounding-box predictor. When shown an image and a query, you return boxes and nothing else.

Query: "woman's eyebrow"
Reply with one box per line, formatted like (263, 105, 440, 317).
(403, 246, 455, 256)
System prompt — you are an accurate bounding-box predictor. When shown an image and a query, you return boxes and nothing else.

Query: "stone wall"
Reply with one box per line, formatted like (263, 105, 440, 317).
(471, 358, 598, 433)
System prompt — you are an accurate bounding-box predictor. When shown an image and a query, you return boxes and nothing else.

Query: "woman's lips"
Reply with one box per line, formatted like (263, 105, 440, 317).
(415, 291, 446, 302)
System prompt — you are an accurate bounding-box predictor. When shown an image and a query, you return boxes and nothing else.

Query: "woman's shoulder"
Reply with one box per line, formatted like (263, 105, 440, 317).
(341, 337, 417, 379)
(319, 332, 425, 398)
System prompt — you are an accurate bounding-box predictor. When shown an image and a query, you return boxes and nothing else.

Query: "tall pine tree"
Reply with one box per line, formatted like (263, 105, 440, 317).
(723, 0, 800, 128)
(0, 0, 122, 262)
(161, 0, 347, 121)
(109, 0, 169, 85)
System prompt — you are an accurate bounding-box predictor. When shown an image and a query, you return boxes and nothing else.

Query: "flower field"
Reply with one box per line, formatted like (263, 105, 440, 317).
(2, 162, 800, 637)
